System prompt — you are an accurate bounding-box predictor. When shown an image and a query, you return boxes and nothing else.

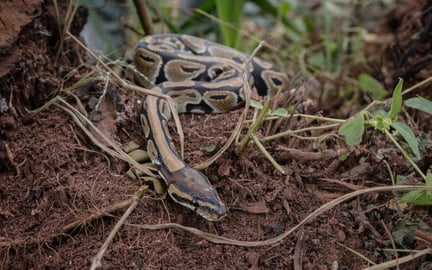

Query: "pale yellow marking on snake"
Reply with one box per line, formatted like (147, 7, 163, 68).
(164, 59, 207, 81)
(134, 48, 162, 84)
(140, 114, 150, 138)
(146, 139, 158, 164)
(181, 35, 207, 53)
(144, 96, 184, 172)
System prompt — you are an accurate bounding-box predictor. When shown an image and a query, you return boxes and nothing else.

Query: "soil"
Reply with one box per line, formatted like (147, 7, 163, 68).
(1, 1, 432, 269)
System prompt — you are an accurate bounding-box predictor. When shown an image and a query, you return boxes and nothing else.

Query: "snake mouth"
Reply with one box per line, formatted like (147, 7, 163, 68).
(169, 189, 228, 221)
(195, 201, 228, 221)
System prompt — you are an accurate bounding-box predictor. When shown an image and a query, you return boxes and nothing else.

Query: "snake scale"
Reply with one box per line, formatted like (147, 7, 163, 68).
(130, 34, 289, 221)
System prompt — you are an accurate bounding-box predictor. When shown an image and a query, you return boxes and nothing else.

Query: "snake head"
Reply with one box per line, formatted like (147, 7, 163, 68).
(164, 166, 228, 221)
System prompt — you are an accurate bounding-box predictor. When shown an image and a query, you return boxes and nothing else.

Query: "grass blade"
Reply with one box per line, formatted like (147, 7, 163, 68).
(215, 0, 245, 48)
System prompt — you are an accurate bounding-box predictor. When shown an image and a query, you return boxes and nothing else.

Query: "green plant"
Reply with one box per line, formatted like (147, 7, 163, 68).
(339, 78, 432, 204)
(215, 0, 245, 48)
(399, 174, 432, 205)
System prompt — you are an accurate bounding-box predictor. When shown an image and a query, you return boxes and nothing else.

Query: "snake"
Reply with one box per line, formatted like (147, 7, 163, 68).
(130, 34, 289, 221)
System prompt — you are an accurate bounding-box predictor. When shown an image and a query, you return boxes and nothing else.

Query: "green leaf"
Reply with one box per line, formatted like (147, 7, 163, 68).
(399, 190, 431, 205)
(215, 0, 245, 49)
(371, 114, 386, 131)
(358, 74, 387, 100)
(387, 78, 403, 119)
(339, 151, 349, 161)
(426, 173, 432, 186)
(250, 99, 263, 109)
(338, 113, 365, 146)
(391, 121, 421, 159)
(249, 0, 303, 39)
(307, 51, 325, 69)
(396, 175, 406, 184)
(200, 143, 219, 153)
(405, 96, 432, 115)
(271, 108, 288, 117)
(400, 174, 432, 205)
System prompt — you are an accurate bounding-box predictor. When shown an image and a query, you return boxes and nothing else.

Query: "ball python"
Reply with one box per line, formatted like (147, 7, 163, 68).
(130, 34, 289, 221)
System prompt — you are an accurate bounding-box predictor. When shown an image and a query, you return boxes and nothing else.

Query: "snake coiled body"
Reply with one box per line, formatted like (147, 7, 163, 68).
(132, 34, 289, 221)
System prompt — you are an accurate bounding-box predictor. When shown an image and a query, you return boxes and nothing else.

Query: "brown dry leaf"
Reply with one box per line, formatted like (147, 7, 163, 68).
(239, 200, 270, 214)
(385, 198, 409, 211)
(88, 94, 118, 144)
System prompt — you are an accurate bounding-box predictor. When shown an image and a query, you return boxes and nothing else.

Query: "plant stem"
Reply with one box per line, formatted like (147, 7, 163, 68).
(402, 76, 432, 96)
(251, 134, 285, 174)
(133, 0, 154, 35)
(261, 123, 339, 142)
(385, 130, 426, 180)
(244, 113, 346, 124)
(235, 100, 271, 154)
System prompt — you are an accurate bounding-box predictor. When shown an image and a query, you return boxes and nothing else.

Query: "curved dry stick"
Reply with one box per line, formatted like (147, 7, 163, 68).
(128, 185, 431, 247)
(57, 100, 157, 178)
(90, 186, 147, 270)
(363, 248, 432, 270)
